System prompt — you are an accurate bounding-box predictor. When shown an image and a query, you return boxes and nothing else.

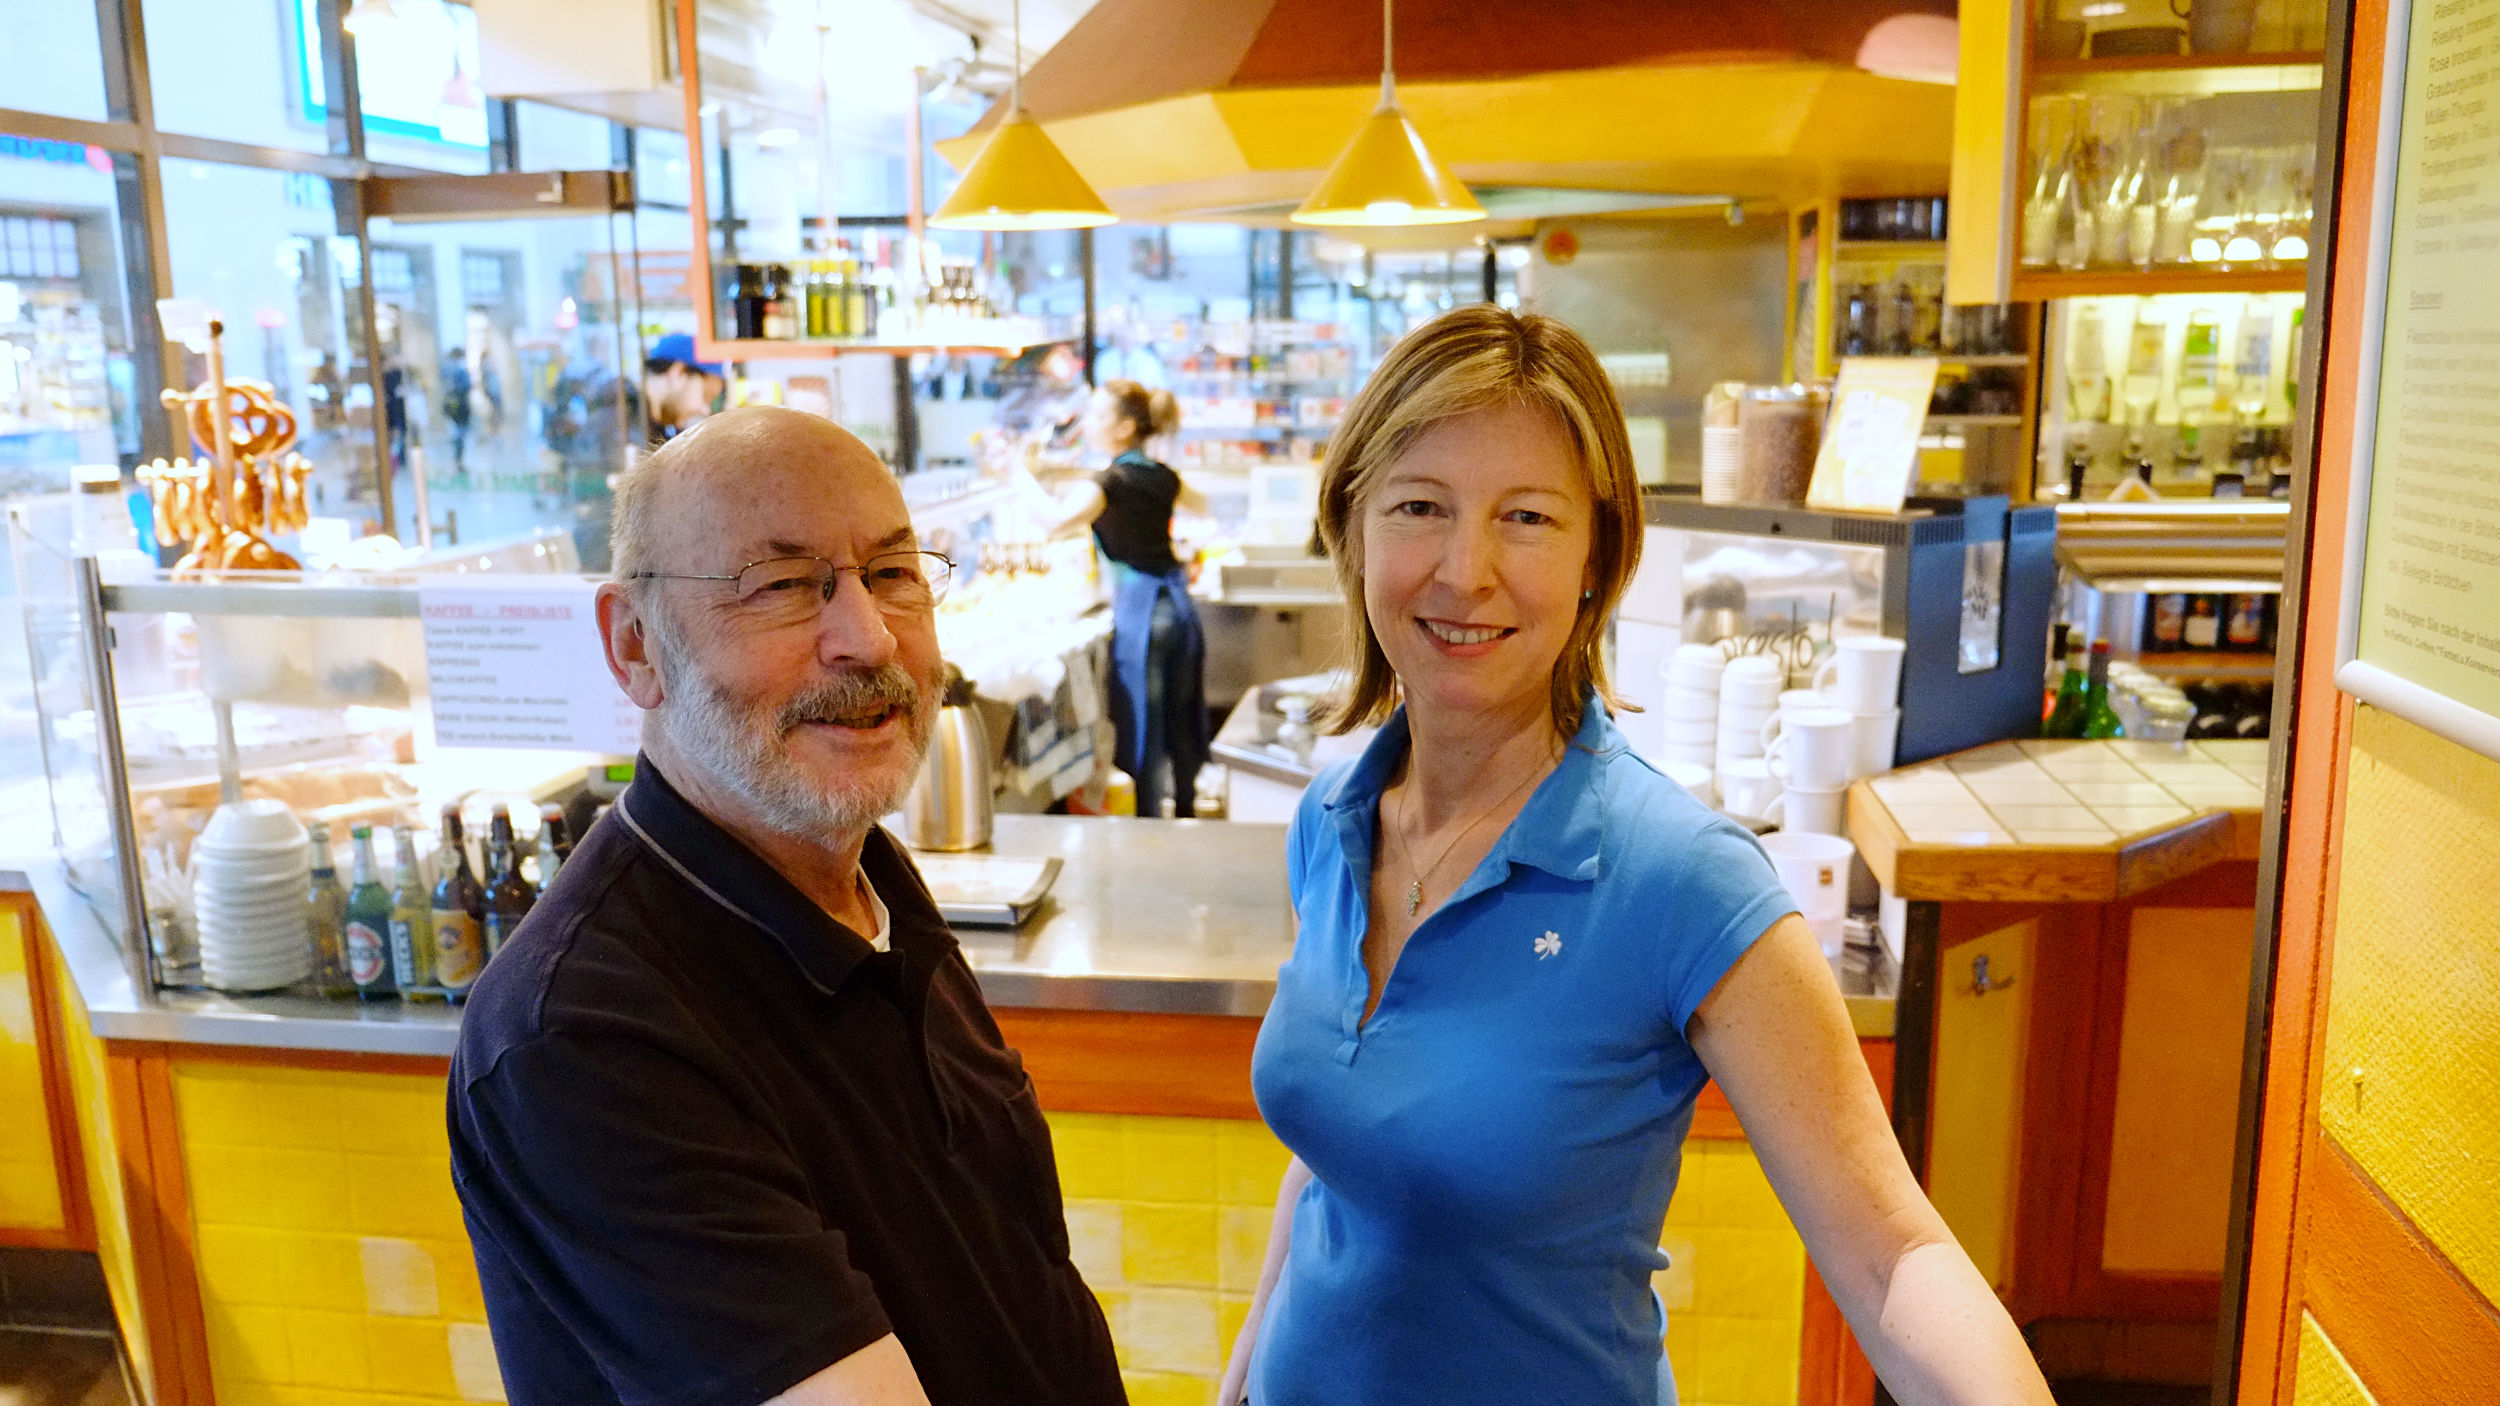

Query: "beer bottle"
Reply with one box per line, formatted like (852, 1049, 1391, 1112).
(388, 825, 441, 1002)
(343, 824, 396, 1001)
(431, 805, 488, 997)
(535, 805, 571, 890)
(303, 823, 351, 997)
(483, 806, 538, 959)
(2044, 635, 2090, 739)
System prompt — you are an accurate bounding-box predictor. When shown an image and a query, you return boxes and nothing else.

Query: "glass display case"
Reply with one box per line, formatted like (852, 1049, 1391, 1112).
(2009, 0, 2327, 298)
(9, 512, 606, 1000)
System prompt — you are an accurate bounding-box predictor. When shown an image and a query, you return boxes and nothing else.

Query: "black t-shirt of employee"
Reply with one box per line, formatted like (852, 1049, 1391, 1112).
(448, 757, 1122, 1406)
(1092, 449, 1182, 575)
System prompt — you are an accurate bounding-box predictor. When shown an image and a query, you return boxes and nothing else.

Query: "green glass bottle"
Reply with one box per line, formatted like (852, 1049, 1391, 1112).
(343, 824, 397, 1001)
(2082, 638, 2127, 740)
(2044, 634, 2090, 739)
(388, 825, 441, 1002)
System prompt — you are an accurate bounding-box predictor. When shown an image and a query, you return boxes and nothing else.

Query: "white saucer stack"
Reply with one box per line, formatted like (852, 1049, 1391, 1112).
(192, 799, 313, 993)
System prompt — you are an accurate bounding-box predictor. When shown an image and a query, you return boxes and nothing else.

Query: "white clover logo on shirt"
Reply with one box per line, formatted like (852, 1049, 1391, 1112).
(1534, 930, 1563, 960)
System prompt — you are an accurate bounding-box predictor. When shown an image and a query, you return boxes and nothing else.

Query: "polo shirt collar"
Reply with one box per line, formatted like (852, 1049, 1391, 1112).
(615, 754, 945, 996)
(1320, 694, 1617, 884)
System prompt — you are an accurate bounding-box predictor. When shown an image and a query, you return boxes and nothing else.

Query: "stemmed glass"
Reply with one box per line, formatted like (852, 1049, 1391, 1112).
(2022, 98, 2079, 269)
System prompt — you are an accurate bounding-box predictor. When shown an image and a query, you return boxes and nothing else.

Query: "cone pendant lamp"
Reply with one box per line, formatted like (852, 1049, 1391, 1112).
(929, 0, 1115, 230)
(1293, 0, 1485, 226)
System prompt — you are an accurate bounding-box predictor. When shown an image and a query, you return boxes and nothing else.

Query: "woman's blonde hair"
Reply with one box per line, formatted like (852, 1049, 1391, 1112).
(1317, 305, 1643, 740)
(1100, 378, 1180, 444)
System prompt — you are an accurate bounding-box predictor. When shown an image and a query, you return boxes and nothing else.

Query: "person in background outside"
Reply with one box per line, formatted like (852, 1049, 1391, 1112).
(441, 347, 476, 472)
(1020, 379, 1211, 818)
(643, 332, 725, 448)
(1218, 306, 2056, 1406)
(449, 406, 1122, 1406)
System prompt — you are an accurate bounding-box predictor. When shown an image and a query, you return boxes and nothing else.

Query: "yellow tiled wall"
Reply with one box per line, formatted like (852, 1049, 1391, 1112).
(171, 1061, 505, 1406)
(51, 935, 153, 1395)
(164, 1070, 1807, 1406)
(0, 906, 68, 1233)
(1047, 1113, 1807, 1406)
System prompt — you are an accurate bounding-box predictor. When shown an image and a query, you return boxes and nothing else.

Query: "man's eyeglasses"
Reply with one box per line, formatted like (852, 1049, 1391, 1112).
(628, 551, 955, 625)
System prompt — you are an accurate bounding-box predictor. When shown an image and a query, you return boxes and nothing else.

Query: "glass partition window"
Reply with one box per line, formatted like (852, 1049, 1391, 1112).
(141, 0, 330, 153)
(0, 0, 111, 121)
(366, 212, 641, 569)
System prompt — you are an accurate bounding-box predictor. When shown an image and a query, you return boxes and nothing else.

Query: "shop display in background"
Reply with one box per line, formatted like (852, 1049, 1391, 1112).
(723, 241, 1042, 348)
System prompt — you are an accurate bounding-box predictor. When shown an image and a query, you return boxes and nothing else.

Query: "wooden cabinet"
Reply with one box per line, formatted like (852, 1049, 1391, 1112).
(1913, 860, 2258, 1348)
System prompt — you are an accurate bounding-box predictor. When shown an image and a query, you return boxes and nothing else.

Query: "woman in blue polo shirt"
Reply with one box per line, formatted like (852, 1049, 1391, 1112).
(1219, 307, 2053, 1406)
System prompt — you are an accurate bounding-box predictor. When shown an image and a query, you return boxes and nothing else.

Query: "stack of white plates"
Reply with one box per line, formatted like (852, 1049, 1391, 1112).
(1700, 426, 1743, 504)
(192, 799, 313, 993)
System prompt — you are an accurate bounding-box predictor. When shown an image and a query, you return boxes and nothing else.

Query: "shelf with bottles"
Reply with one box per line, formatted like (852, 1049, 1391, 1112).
(711, 243, 1059, 359)
(2035, 291, 2305, 501)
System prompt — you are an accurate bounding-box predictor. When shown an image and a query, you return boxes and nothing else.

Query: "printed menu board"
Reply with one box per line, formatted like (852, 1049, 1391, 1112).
(2338, 0, 2500, 760)
(420, 578, 642, 754)
(1806, 357, 1942, 515)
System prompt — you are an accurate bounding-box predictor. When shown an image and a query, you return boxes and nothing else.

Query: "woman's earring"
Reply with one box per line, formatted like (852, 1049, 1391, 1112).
(1582, 590, 1594, 602)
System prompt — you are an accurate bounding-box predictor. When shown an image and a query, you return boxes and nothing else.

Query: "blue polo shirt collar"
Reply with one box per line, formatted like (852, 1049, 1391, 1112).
(1320, 695, 1618, 885)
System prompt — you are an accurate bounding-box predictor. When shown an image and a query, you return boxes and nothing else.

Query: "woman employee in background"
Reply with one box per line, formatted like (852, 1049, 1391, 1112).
(1218, 306, 2053, 1406)
(1020, 379, 1211, 818)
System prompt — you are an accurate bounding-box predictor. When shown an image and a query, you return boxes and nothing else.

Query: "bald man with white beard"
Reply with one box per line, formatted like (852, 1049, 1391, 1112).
(449, 408, 1124, 1406)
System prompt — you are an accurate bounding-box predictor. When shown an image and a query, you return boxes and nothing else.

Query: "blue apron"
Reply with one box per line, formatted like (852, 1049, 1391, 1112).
(1105, 560, 1208, 817)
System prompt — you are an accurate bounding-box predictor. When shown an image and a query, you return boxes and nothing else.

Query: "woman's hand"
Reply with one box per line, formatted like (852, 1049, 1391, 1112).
(1687, 915, 2055, 1406)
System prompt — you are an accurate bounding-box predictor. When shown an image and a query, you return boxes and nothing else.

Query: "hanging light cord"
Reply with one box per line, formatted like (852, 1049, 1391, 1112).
(1010, 0, 1025, 116)
(1380, 0, 1397, 108)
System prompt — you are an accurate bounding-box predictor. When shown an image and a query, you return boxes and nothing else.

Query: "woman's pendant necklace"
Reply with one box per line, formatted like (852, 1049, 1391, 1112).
(1389, 753, 1553, 920)
(1406, 878, 1425, 917)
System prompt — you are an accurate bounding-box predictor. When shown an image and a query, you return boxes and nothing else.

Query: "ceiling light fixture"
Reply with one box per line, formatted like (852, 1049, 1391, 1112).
(928, 0, 1115, 231)
(1292, 0, 1484, 227)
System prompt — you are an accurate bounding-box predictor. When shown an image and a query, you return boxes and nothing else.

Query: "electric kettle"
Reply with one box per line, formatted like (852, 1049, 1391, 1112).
(905, 664, 993, 851)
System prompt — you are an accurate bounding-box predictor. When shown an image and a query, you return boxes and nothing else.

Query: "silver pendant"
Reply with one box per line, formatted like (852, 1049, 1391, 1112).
(1406, 880, 1423, 916)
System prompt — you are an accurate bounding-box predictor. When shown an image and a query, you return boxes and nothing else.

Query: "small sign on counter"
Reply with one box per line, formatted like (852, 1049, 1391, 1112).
(419, 578, 640, 754)
(1808, 357, 1941, 515)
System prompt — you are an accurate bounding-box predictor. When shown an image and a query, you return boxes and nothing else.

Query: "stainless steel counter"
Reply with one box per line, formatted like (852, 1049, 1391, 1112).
(25, 814, 1298, 1058)
(27, 810, 1894, 1056)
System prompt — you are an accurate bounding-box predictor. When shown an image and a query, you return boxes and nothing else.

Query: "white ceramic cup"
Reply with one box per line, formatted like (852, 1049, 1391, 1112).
(1758, 831, 1854, 957)
(1662, 761, 1714, 803)
(1813, 636, 1907, 714)
(1765, 707, 1855, 790)
(1756, 689, 1832, 749)
(1720, 654, 1786, 704)
(1660, 685, 1720, 721)
(1717, 756, 1783, 821)
(1762, 784, 1847, 837)
(1665, 644, 1727, 692)
(1848, 707, 1902, 779)
(1663, 716, 1717, 745)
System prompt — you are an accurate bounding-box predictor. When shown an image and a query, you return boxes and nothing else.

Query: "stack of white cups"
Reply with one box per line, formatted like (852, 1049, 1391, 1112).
(1814, 637, 1909, 780)
(1760, 703, 1855, 835)
(1713, 656, 1786, 823)
(1659, 645, 1725, 801)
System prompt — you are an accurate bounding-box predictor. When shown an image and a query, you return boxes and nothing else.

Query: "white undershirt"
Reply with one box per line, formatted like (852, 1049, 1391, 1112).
(860, 872, 893, 953)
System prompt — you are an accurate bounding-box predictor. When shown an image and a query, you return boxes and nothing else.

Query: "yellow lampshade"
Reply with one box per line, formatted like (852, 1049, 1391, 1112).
(1292, 100, 1486, 227)
(929, 111, 1116, 231)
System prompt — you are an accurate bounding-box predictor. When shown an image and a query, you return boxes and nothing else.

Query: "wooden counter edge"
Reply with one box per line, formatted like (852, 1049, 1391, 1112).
(1849, 780, 2260, 904)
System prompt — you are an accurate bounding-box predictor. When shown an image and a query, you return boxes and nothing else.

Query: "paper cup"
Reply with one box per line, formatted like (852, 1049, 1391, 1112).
(1759, 831, 1854, 957)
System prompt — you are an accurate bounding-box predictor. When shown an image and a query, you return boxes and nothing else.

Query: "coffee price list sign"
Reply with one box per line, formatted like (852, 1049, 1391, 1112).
(2339, 0, 2500, 760)
(419, 579, 641, 755)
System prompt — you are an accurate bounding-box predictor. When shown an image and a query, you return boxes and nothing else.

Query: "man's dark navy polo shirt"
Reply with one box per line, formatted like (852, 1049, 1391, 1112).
(448, 757, 1123, 1406)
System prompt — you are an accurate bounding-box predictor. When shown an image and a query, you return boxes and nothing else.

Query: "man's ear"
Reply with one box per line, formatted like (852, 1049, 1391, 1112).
(597, 582, 667, 710)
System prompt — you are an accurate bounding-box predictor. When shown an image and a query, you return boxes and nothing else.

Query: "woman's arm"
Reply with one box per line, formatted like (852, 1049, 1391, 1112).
(1011, 460, 1107, 539)
(1686, 915, 2054, 1406)
(1215, 1155, 1312, 1406)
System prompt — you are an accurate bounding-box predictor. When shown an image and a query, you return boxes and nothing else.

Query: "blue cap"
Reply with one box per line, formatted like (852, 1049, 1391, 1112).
(648, 333, 722, 378)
